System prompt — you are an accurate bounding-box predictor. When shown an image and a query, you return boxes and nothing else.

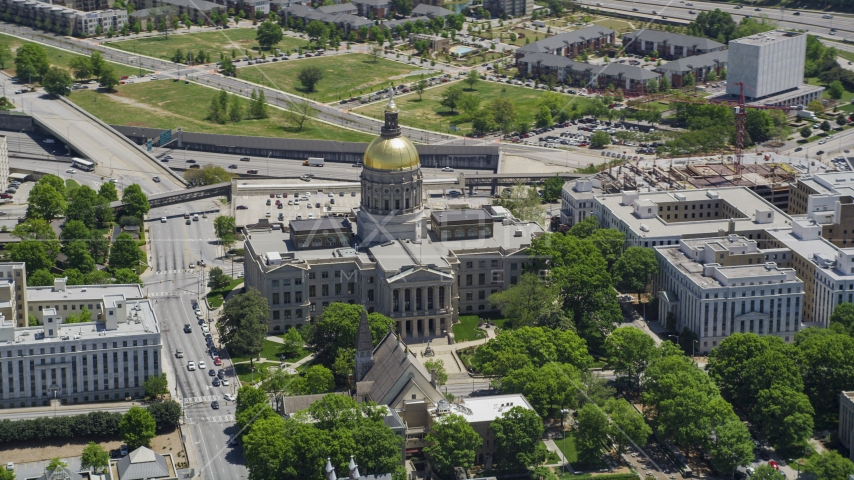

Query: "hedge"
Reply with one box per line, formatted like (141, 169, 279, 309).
(0, 410, 123, 443)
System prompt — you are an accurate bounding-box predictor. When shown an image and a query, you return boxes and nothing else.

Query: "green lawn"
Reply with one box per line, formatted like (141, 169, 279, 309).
(237, 53, 425, 103)
(206, 277, 244, 309)
(807, 76, 854, 104)
(234, 362, 276, 384)
(66, 80, 373, 142)
(0, 32, 139, 80)
(230, 339, 310, 364)
(107, 29, 309, 62)
(65, 179, 79, 189)
(355, 80, 590, 135)
(452, 315, 487, 342)
(593, 18, 635, 33)
(555, 431, 579, 463)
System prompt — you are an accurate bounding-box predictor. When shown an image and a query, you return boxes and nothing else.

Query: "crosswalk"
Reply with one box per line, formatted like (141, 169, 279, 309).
(186, 414, 235, 424)
(152, 269, 196, 275)
(147, 291, 180, 298)
(181, 395, 221, 404)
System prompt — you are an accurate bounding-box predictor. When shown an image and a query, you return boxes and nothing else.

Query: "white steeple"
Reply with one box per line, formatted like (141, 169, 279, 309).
(349, 455, 361, 479)
(325, 457, 337, 480)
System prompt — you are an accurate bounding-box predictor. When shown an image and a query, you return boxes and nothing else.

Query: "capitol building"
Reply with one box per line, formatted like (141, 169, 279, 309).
(243, 98, 545, 339)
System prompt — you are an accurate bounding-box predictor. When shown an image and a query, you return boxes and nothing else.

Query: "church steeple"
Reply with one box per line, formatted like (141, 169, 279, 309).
(354, 309, 374, 382)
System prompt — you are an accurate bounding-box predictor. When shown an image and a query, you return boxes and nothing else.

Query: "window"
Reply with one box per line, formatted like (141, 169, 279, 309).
(309, 286, 316, 297)
(321, 271, 329, 279)
(478, 273, 485, 285)
(308, 273, 315, 280)
(466, 275, 473, 286)
(466, 262, 473, 269)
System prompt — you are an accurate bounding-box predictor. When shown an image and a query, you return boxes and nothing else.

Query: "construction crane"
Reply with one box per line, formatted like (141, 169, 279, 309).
(676, 82, 799, 180)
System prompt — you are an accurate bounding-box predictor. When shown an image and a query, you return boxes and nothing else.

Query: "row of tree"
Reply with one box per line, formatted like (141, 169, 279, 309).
(206, 88, 269, 124)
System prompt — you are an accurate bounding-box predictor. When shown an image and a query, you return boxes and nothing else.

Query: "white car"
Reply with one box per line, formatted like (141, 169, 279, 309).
(66, 169, 76, 174)
(161, 217, 167, 223)
(221, 378, 230, 386)
(224, 393, 236, 401)
(187, 361, 196, 371)
(442, 167, 454, 172)
(308, 213, 315, 219)
(199, 361, 206, 369)
(189, 263, 195, 269)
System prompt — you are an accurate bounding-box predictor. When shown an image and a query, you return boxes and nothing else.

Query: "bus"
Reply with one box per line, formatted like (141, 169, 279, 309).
(71, 157, 95, 172)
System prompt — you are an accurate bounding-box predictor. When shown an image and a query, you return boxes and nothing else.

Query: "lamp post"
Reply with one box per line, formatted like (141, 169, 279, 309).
(692, 339, 699, 358)
(667, 334, 679, 349)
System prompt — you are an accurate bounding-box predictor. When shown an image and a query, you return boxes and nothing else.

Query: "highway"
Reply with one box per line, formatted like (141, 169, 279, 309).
(576, 0, 854, 37)
(147, 199, 247, 480)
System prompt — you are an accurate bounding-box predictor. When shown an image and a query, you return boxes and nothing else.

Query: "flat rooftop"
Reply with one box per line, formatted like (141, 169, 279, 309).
(445, 394, 535, 424)
(595, 187, 793, 238)
(7, 299, 160, 346)
(730, 30, 802, 46)
(26, 284, 144, 303)
(766, 227, 854, 281)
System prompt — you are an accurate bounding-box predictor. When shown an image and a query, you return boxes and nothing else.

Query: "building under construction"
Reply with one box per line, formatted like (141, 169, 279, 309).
(561, 159, 796, 226)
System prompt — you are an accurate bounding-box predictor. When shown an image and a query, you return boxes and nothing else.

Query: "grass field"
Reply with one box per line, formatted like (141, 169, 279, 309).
(107, 29, 310, 62)
(206, 277, 243, 309)
(452, 315, 487, 342)
(0, 32, 139, 80)
(555, 431, 579, 463)
(355, 80, 590, 134)
(67, 80, 373, 142)
(237, 54, 425, 103)
(231, 338, 310, 364)
(593, 18, 635, 33)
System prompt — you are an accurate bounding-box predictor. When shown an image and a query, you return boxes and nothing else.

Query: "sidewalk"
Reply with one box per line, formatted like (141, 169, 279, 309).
(544, 438, 575, 474)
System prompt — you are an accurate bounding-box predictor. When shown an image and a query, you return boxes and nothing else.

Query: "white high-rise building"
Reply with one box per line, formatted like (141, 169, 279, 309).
(726, 31, 807, 101)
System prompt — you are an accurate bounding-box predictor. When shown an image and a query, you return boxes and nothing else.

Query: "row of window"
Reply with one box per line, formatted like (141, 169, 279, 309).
(3, 339, 152, 357)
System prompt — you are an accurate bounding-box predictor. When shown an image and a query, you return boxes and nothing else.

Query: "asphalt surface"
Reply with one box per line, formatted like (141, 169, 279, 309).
(577, 0, 854, 38)
(147, 199, 247, 480)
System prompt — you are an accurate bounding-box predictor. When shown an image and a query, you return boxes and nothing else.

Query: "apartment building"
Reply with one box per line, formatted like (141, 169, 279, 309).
(654, 236, 803, 353)
(482, 0, 532, 18)
(515, 26, 616, 60)
(0, 0, 127, 36)
(654, 49, 728, 88)
(622, 30, 725, 60)
(350, 0, 390, 18)
(516, 53, 661, 91)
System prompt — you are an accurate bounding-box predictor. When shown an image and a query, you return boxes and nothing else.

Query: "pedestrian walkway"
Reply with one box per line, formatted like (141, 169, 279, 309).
(185, 414, 235, 425)
(544, 438, 575, 474)
(180, 395, 221, 404)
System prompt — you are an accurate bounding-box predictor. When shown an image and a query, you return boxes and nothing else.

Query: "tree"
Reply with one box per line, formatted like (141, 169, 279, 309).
(821, 120, 832, 132)
(0, 43, 12, 70)
(46, 458, 67, 471)
(236, 385, 269, 417)
(257, 20, 283, 49)
(576, 402, 609, 465)
(250, 89, 269, 119)
(440, 85, 463, 113)
(14, 218, 60, 256)
(590, 130, 611, 148)
(503, 363, 581, 419)
(750, 465, 786, 480)
(42, 66, 74, 96)
(754, 386, 814, 449)
(300, 365, 334, 394)
(66, 241, 96, 273)
(207, 267, 231, 291)
(392, 0, 413, 15)
(708, 417, 755, 477)
(458, 93, 481, 117)
(604, 398, 651, 454)
(297, 65, 323, 92)
(217, 288, 269, 366)
(489, 97, 517, 133)
(831, 302, 854, 333)
(69, 56, 93, 80)
(98, 65, 120, 90)
(15, 44, 49, 82)
(613, 246, 659, 294)
(604, 326, 657, 394)
(122, 184, 150, 218)
(535, 105, 553, 128)
(143, 373, 168, 399)
(808, 99, 825, 114)
(683, 71, 695, 88)
(828, 80, 845, 100)
(488, 274, 568, 329)
(465, 69, 479, 90)
(109, 232, 141, 269)
(27, 182, 66, 220)
(114, 268, 142, 284)
(227, 92, 243, 122)
(213, 215, 236, 248)
(800, 125, 812, 139)
(98, 181, 118, 202)
(305, 303, 394, 366)
(414, 78, 427, 100)
(306, 20, 328, 41)
(80, 441, 109, 473)
(423, 414, 481, 477)
(119, 406, 157, 450)
(280, 327, 304, 358)
(796, 329, 854, 428)
(659, 75, 670, 91)
(804, 450, 854, 480)
(491, 406, 546, 471)
(423, 359, 448, 386)
(471, 107, 497, 134)
(184, 164, 235, 186)
(10, 241, 54, 273)
(838, 114, 848, 127)
(283, 97, 317, 131)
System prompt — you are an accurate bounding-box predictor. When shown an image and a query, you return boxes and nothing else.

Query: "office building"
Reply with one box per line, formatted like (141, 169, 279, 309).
(840, 392, 854, 461)
(482, 0, 531, 18)
(725, 31, 808, 101)
(243, 98, 544, 336)
(622, 30, 725, 60)
(787, 171, 854, 247)
(654, 236, 803, 353)
(0, 277, 160, 408)
(560, 177, 599, 226)
(26, 278, 144, 325)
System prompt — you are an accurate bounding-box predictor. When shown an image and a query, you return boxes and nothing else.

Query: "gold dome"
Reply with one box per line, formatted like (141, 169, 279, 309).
(363, 134, 419, 171)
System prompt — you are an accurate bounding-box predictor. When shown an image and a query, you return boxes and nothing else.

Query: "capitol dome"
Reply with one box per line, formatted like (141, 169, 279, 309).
(363, 96, 419, 171)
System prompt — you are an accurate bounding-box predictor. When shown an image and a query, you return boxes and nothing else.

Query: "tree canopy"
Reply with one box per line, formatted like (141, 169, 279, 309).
(217, 288, 269, 366)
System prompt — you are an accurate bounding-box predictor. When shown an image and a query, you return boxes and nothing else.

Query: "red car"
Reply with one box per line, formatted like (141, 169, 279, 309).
(768, 461, 779, 471)
(247, 169, 258, 174)
(269, 193, 275, 198)
(214, 356, 222, 366)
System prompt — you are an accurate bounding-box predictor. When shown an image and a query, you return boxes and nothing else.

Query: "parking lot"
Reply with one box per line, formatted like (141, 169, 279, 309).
(233, 183, 362, 227)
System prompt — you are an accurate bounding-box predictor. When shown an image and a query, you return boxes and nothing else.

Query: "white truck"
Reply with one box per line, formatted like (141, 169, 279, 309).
(303, 157, 324, 167)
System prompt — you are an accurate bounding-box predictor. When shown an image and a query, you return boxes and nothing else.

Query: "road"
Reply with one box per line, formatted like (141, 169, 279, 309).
(576, 0, 854, 37)
(146, 199, 247, 480)
(0, 403, 135, 421)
